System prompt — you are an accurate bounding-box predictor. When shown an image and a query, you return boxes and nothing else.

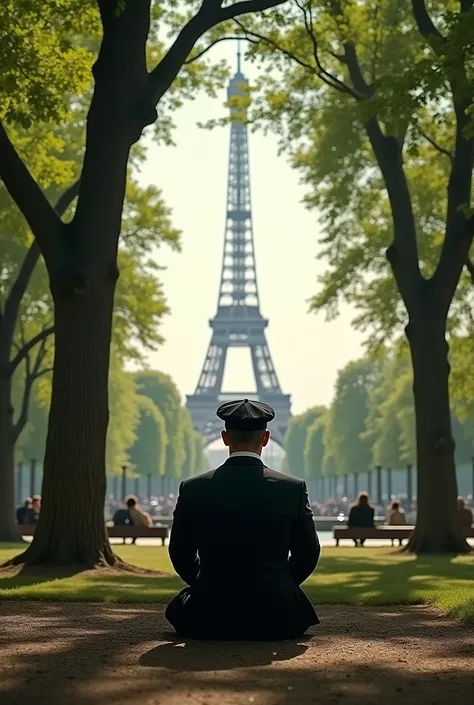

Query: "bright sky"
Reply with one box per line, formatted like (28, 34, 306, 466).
(137, 42, 363, 415)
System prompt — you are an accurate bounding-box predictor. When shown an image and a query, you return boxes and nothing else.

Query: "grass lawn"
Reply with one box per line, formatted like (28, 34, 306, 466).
(0, 544, 473, 623)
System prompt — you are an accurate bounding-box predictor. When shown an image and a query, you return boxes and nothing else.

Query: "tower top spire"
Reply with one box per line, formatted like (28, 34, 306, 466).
(237, 39, 242, 74)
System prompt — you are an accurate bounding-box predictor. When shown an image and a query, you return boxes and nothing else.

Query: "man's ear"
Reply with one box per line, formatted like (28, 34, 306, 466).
(262, 429, 270, 448)
(221, 429, 230, 447)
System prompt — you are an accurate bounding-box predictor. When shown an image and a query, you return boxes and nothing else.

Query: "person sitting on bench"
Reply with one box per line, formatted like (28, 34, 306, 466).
(387, 500, 407, 526)
(126, 495, 152, 545)
(166, 399, 321, 640)
(347, 492, 375, 546)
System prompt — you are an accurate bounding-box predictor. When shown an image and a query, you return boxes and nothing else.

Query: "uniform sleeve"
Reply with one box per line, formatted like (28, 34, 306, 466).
(168, 482, 200, 586)
(288, 481, 320, 585)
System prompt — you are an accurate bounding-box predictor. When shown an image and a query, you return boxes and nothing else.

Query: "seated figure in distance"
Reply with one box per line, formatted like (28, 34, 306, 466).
(457, 497, 473, 527)
(347, 492, 375, 546)
(166, 399, 321, 641)
(387, 500, 407, 526)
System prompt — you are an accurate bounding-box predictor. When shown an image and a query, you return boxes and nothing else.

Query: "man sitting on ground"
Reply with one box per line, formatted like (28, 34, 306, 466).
(166, 399, 321, 640)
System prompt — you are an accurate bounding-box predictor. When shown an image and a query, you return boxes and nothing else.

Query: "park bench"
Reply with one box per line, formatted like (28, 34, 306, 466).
(333, 525, 474, 546)
(17, 524, 169, 545)
(333, 526, 415, 546)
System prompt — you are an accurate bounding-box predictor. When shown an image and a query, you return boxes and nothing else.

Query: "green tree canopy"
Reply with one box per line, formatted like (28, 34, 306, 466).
(129, 395, 167, 478)
(193, 434, 209, 476)
(106, 354, 140, 477)
(323, 358, 377, 476)
(181, 408, 197, 479)
(366, 346, 474, 468)
(234, 0, 474, 346)
(303, 413, 328, 479)
(134, 370, 186, 479)
(0, 1, 97, 126)
(284, 406, 326, 476)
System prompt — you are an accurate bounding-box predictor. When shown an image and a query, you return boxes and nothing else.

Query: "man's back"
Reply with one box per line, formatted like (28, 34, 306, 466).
(166, 455, 320, 640)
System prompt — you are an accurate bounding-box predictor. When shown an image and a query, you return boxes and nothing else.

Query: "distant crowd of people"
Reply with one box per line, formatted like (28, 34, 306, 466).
(16, 490, 473, 544)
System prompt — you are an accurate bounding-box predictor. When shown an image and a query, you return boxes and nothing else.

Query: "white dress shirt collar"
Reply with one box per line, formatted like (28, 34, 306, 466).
(229, 451, 262, 461)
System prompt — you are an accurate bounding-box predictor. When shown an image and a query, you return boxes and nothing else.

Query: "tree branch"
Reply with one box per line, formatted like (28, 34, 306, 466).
(365, 119, 422, 309)
(295, 0, 364, 98)
(3, 243, 40, 333)
(347, 53, 420, 306)
(234, 18, 361, 98)
(3, 179, 81, 334)
(342, 42, 372, 98)
(147, 0, 287, 105)
(411, 0, 446, 55)
(5, 179, 80, 350)
(13, 370, 35, 442)
(432, 91, 474, 303)
(0, 123, 63, 265)
(184, 36, 254, 65)
(419, 130, 453, 163)
(13, 331, 52, 441)
(9, 326, 55, 375)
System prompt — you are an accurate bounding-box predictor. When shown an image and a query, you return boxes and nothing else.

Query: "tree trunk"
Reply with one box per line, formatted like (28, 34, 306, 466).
(405, 322, 470, 554)
(0, 376, 20, 543)
(12, 280, 118, 567)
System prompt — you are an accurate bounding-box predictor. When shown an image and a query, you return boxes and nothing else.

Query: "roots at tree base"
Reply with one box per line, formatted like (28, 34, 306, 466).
(3, 533, 123, 571)
(402, 528, 472, 555)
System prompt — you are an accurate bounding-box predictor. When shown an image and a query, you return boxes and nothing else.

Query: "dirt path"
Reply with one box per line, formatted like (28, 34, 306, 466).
(0, 603, 473, 705)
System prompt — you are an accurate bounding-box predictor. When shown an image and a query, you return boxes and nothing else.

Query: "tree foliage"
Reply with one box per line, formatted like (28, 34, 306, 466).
(0, 0, 97, 126)
(303, 413, 327, 478)
(129, 394, 167, 478)
(232, 0, 474, 347)
(283, 406, 326, 476)
(291, 347, 474, 479)
(134, 370, 186, 479)
(323, 358, 377, 476)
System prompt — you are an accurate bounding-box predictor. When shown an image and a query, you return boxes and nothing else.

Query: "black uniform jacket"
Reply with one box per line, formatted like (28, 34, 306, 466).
(165, 455, 321, 640)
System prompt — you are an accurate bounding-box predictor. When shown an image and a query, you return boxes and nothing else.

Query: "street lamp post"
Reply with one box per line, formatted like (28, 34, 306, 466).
(30, 458, 37, 497)
(16, 462, 23, 505)
(387, 468, 392, 502)
(147, 473, 152, 501)
(376, 466, 382, 506)
(407, 464, 413, 505)
(122, 465, 127, 501)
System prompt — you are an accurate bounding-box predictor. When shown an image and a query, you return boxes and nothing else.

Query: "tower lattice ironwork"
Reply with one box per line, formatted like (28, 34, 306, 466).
(186, 48, 291, 446)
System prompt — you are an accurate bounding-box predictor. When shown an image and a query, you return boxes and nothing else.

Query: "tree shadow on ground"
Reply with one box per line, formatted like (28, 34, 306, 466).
(1, 603, 473, 705)
(304, 552, 474, 608)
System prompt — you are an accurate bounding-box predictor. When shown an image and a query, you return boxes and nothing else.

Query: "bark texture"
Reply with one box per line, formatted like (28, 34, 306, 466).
(12, 283, 118, 567)
(404, 320, 470, 554)
(0, 359, 19, 543)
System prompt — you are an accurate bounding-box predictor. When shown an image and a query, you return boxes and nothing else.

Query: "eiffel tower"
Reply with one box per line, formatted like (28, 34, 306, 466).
(186, 47, 291, 446)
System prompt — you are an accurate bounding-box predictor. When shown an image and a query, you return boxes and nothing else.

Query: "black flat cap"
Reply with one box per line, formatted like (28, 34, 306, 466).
(216, 399, 275, 431)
